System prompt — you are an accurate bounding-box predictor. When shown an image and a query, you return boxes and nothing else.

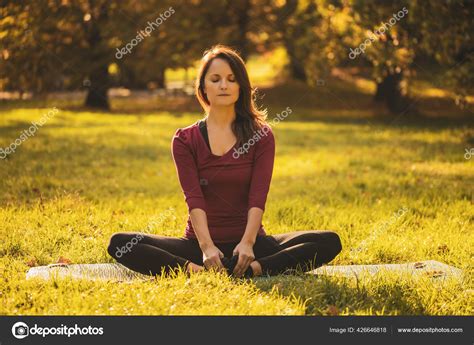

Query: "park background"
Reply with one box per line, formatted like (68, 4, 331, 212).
(0, 0, 473, 315)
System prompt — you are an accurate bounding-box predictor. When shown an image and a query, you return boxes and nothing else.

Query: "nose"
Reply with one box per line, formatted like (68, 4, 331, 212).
(219, 79, 228, 90)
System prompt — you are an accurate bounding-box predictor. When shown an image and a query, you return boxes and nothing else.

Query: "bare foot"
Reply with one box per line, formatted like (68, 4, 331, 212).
(250, 261, 263, 276)
(186, 262, 204, 273)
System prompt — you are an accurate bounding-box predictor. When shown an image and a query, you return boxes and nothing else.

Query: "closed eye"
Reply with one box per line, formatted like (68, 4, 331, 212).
(210, 75, 236, 83)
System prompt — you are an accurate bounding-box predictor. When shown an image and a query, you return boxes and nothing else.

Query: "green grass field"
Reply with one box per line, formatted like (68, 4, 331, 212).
(0, 103, 473, 315)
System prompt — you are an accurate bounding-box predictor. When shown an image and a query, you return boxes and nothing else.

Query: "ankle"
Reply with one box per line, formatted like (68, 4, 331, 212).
(186, 262, 204, 273)
(250, 261, 262, 276)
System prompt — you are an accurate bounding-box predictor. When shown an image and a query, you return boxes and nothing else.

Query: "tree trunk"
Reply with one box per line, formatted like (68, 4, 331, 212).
(278, 0, 306, 82)
(235, 0, 250, 61)
(83, 3, 110, 110)
(285, 40, 307, 82)
(85, 64, 110, 109)
(224, 0, 251, 61)
(156, 67, 165, 89)
(374, 70, 408, 114)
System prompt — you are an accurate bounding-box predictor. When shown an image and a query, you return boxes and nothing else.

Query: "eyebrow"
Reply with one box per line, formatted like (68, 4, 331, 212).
(209, 73, 234, 77)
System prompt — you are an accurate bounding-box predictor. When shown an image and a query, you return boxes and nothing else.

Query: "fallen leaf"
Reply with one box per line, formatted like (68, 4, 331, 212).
(437, 244, 449, 255)
(327, 305, 339, 316)
(57, 256, 72, 264)
(26, 258, 37, 267)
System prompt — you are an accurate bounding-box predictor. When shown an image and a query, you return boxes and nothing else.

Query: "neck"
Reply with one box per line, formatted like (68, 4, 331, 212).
(207, 105, 236, 129)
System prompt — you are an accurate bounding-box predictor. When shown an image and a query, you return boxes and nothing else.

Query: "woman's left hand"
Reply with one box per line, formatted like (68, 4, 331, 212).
(232, 241, 255, 277)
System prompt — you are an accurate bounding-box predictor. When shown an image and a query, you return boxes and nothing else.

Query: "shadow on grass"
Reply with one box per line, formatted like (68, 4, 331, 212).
(252, 272, 428, 315)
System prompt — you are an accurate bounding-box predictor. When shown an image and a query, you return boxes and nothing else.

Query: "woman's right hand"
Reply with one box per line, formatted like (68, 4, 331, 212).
(202, 244, 225, 272)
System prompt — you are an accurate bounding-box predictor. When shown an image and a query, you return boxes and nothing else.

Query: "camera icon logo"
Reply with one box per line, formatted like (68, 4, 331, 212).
(12, 321, 29, 339)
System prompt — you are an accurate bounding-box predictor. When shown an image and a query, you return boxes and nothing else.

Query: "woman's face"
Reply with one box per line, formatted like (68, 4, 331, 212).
(203, 58, 240, 107)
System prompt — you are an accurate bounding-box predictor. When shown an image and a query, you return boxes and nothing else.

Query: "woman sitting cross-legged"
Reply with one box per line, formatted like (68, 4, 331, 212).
(107, 45, 342, 278)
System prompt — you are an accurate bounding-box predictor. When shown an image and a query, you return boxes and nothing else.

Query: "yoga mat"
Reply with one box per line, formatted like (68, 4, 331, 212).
(26, 263, 152, 282)
(26, 260, 463, 282)
(309, 260, 463, 280)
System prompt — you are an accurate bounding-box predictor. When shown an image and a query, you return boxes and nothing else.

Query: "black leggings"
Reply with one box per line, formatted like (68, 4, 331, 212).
(107, 230, 342, 277)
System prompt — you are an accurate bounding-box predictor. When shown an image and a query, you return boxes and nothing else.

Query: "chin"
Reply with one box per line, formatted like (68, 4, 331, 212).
(211, 99, 238, 107)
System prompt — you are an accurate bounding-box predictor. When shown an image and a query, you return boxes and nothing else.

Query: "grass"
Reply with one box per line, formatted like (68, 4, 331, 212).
(0, 100, 473, 315)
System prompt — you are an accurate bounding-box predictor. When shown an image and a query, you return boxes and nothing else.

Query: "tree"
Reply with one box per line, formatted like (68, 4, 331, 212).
(351, 0, 414, 114)
(1, 0, 132, 109)
(81, 0, 115, 109)
(409, 0, 474, 109)
(266, 0, 354, 86)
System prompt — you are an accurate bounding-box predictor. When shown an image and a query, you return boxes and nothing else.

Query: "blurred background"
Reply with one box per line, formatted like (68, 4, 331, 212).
(1, 0, 473, 118)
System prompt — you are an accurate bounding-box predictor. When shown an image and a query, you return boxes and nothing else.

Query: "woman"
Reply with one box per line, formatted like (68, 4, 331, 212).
(107, 45, 342, 278)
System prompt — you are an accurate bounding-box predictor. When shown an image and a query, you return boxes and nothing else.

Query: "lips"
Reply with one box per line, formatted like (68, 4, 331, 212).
(218, 94, 230, 96)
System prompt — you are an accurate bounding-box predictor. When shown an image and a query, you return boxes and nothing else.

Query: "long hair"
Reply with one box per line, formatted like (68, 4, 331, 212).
(195, 44, 268, 148)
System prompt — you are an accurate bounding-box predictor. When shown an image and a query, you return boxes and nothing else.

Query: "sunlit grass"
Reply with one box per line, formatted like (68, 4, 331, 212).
(0, 108, 472, 315)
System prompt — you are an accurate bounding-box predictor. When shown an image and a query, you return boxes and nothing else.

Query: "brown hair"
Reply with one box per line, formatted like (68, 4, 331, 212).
(195, 44, 268, 148)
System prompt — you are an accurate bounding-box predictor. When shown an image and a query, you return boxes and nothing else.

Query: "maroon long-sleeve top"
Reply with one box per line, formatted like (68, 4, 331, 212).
(171, 120, 275, 243)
